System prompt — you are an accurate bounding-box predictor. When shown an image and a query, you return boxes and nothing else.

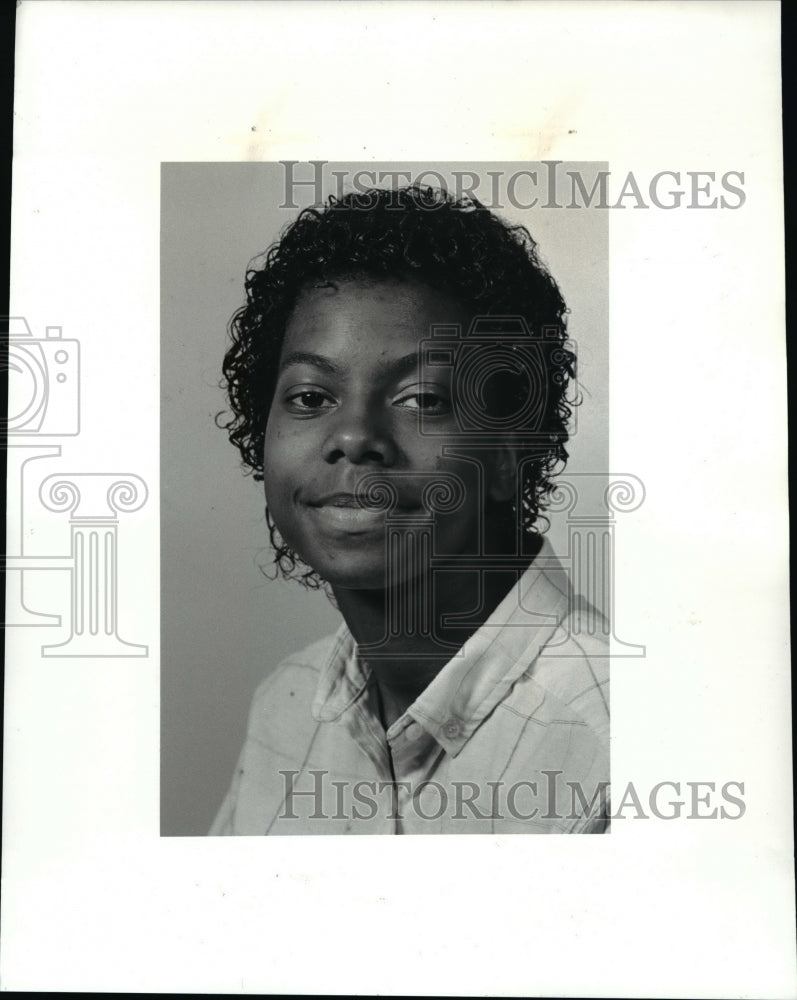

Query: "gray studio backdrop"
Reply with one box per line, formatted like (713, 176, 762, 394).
(161, 162, 609, 836)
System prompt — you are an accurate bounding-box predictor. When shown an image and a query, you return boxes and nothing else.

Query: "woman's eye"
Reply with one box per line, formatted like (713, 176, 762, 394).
(285, 389, 334, 412)
(395, 391, 450, 413)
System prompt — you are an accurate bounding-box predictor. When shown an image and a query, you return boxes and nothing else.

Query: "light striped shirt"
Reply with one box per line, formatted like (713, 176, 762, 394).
(210, 538, 610, 835)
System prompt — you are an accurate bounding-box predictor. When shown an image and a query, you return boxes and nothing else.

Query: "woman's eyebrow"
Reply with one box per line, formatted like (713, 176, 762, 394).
(278, 350, 340, 375)
(278, 350, 423, 379)
(383, 352, 425, 380)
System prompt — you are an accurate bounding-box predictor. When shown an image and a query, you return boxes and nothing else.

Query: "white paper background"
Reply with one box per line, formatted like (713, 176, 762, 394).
(3, 1, 793, 996)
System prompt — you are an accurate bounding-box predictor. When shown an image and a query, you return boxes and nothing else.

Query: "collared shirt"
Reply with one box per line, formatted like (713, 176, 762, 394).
(210, 538, 610, 835)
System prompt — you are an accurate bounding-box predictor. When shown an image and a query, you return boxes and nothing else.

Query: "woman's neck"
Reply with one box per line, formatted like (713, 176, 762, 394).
(331, 536, 541, 728)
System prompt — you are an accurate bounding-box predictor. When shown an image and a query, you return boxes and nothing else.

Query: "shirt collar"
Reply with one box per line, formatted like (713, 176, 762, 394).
(311, 537, 572, 757)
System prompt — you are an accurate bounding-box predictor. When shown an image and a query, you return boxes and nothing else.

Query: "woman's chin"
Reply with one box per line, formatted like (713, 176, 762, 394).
(320, 566, 395, 593)
(315, 558, 426, 594)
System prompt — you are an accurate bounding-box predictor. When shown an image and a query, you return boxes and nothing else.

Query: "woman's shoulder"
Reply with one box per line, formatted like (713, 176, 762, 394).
(249, 631, 341, 708)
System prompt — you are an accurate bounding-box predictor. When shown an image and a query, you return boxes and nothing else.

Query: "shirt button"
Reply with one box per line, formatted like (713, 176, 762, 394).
(442, 718, 461, 739)
(405, 721, 423, 742)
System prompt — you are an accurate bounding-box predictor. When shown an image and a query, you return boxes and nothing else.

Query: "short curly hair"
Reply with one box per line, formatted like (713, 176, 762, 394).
(220, 185, 577, 587)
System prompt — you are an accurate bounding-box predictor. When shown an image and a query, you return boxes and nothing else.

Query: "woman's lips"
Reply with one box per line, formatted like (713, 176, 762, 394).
(311, 493, 371, 508)
(304, 493, 423, 531)
(307, 503, 388, 530)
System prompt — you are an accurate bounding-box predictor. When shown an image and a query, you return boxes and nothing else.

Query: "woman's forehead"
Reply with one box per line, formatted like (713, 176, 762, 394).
(284, 277, 469, 353)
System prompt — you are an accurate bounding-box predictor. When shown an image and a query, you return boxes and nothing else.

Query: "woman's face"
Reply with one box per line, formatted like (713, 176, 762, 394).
(262, 278, 508, 590)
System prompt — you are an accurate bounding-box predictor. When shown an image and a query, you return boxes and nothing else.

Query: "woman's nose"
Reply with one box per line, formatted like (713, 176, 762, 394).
(322, 406, 398, 466)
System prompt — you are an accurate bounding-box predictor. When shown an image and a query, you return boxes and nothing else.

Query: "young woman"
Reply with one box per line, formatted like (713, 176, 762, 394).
(211, 186, 609, 834)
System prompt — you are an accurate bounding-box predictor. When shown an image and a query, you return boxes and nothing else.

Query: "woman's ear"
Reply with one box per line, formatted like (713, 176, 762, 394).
(487, 442, 520, 503)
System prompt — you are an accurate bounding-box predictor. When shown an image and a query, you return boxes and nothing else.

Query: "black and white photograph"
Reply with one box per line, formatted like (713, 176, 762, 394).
(3, 2, 793, 996)
(161, 162, 613, 837)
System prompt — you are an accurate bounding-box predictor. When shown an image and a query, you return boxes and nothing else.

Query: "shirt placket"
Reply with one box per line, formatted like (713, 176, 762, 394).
(386, 719, 446, 834)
